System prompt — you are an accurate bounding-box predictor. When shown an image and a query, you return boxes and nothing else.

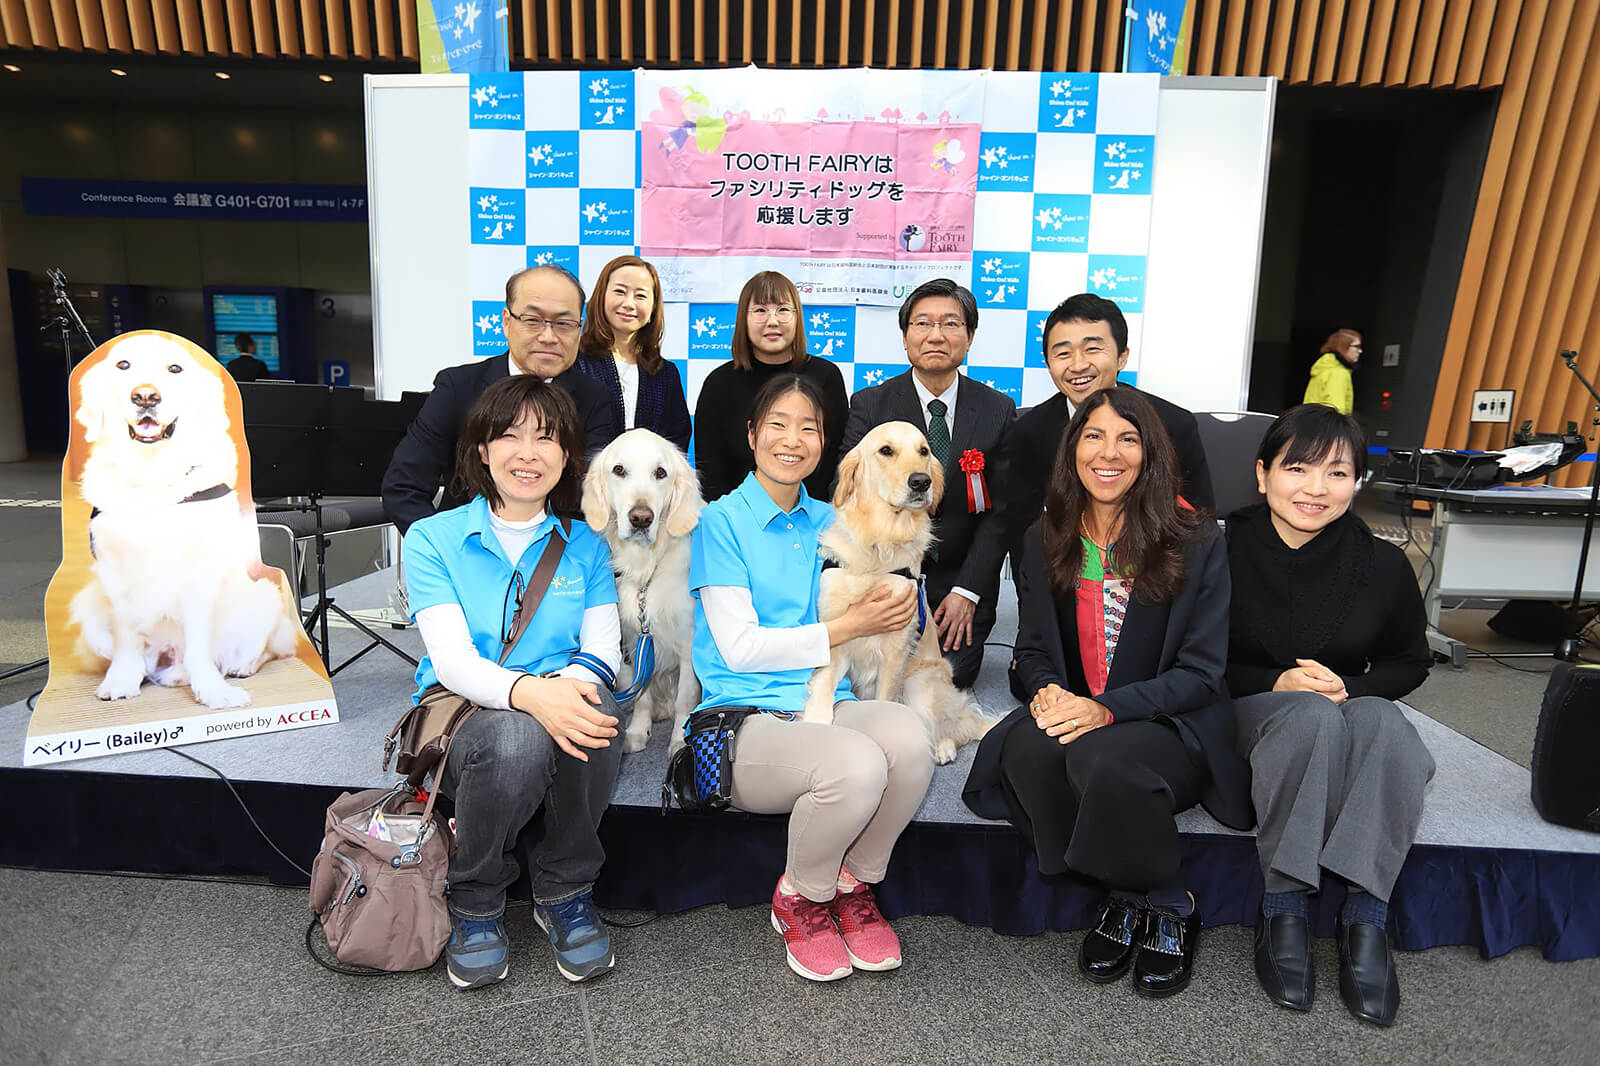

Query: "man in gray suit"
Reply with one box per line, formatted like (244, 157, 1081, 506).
(839, 278, 1015, 688)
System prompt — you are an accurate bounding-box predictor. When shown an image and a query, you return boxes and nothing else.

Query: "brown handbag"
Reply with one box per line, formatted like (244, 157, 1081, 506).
(382, 517, 570, 787)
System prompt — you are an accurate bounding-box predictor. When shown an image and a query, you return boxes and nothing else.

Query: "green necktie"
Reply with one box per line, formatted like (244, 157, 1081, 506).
(927, 397, 951, 470)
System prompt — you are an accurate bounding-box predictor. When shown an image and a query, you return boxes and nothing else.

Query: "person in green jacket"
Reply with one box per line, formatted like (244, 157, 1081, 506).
(1303, 329, 1362, 414)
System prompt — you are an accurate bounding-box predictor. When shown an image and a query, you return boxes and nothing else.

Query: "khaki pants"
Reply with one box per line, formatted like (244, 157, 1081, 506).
(730, 700, 936, 902)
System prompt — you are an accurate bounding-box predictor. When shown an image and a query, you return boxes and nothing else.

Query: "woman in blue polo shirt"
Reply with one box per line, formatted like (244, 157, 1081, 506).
(402, 375, 624, 992)
(691, 373, 934, 984)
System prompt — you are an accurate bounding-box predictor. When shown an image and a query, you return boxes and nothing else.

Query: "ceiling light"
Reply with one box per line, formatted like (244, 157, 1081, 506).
(214, 71, 231, 80)
(111, 68, 128, 76)
(3, 64, 20, 73)
(318, 73, 334, 83)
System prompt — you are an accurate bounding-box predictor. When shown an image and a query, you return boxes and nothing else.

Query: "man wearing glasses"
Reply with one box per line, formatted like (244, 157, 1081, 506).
(383, 266, 617, 534)
(837, 278, 1015, 689)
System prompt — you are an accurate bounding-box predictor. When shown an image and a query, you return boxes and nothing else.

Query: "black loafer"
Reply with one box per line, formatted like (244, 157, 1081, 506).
(1337, 920, 1399, 1026)
(1132, 905, 1202, 999)
(1078, 898, 1142, 983)
(1254, 911, 1315, 1010)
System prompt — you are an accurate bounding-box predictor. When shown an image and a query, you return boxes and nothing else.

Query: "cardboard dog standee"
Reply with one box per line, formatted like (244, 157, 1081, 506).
(26, 331, 338, 765)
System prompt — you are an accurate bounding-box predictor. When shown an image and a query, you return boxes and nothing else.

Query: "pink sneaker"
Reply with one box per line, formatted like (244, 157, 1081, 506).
(770, 883, 852, 982)
(828, 884, 903, 971)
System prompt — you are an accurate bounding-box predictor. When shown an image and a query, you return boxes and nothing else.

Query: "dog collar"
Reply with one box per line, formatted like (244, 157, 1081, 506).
(88, 482, 232, 524)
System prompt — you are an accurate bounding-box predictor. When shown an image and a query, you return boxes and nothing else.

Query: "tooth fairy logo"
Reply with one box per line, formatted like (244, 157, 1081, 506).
(685, 304, 737, 360)
(470, 187, 524, 244)
(581, 73, 635, 130)
(468, 73, 523, 129)
(472, 300, 507, 356)
(804, 307, 857, 363)
(578, 189, 635, 245)
(525, 131, 580, 187)
(976, 133, 1037, 191)
(1094, 135, 1155, 195)
(1037, 73, 1098, 132)
(1087, 255, 1148, 313)
(972, 252, 1030, 309)
(1030, 193, 1091, 252)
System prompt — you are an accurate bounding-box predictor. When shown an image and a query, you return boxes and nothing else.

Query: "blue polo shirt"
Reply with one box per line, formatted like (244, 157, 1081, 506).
(402, 495, 617, 702)
(690, 472, 853, 714)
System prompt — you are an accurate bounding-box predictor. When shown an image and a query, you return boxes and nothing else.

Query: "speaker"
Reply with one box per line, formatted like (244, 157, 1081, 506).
(1531, 662, 1600, 832)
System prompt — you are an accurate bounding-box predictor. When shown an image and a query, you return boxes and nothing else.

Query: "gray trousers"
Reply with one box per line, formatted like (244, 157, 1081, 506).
(438, 689, 629, 918)
(1234, 691, 1435, 902)
(730, 700, 936, 902)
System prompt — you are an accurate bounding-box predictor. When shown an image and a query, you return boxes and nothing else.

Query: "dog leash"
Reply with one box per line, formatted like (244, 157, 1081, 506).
(573, 572, 657, 707)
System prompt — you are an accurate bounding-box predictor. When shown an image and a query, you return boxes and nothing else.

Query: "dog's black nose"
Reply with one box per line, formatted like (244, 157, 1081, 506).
(628, 507, 654, 530)
(132, 387, 161, 410)
(908, 473, 932, 493)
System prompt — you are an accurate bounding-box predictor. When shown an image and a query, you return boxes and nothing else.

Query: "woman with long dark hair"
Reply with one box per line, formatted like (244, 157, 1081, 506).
(1227, 403, 1432, 1027)
(574, 255, 692, 451)
(691, 270, 849, 501)
(964, 387, 1251, 999)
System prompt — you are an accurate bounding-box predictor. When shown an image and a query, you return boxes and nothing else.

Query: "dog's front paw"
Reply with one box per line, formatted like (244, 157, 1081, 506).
(621, 716, 652, 754)
(934, 737, 958, 765)
(96, 667, 145, 701)
(801, 700, 835, 725)
(191, 677, 251, 709)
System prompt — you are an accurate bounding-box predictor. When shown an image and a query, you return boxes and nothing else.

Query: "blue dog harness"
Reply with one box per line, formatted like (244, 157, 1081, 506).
(820, 561, 929, 637)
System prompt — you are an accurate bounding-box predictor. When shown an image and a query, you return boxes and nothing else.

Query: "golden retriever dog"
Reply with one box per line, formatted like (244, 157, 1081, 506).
(582, 429, 703, 754)
(803, 421, 994, 763)
(69, 333, 299, 709)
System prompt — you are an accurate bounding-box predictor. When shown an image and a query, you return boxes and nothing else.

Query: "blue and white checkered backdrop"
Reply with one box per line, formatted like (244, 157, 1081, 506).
(466, 70, 1158, 410)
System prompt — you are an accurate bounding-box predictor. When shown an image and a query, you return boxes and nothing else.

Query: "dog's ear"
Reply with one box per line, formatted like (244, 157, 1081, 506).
(663, 448, 704, 536)
(928, 451, 945, 510)
(834, 447, 863, 511)
(581, 451, 614, 533)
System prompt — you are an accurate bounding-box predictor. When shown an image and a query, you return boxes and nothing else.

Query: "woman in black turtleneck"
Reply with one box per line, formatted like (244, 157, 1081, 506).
(1225, 404, 1432, 1029)
(691, 270, 848, 502)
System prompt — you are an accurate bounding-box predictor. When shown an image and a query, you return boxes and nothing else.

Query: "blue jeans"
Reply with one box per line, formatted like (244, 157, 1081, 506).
(438, 688, 629, 918)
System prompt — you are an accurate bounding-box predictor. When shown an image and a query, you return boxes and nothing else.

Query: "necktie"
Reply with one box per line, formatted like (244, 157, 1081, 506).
(926, 397, 951, 470)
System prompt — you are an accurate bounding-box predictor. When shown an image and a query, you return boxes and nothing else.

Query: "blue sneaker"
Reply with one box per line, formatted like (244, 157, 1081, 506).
(532, 892, 615, 982)
(446, 913, 509, 990)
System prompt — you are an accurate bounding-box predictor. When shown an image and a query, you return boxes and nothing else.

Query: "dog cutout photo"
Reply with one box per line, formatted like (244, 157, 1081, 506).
(582, 429, 704, 755)
(28, 331, 336, 766)
(805, 421, 994, 764)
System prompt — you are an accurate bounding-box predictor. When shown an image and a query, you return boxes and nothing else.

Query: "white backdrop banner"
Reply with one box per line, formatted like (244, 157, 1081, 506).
(464, 67, 1160, 408)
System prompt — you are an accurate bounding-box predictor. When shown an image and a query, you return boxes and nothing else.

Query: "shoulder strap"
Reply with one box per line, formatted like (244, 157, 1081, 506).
(496, 516, 571, 666)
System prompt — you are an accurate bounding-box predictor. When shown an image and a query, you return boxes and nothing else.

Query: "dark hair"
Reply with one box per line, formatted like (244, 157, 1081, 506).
(234, 333, 255, 354)
(1042, 293, 1128, 362)
(452, 375, 585, 516)
(578, 255, 666, 374)
(897, 278, 979, 337)
(1321, 328, 1362, 359)
(1257, 403, 1369, 480)
(1040, 387, 1202, 603)
(747, 373, 828, 445)
(731, 271, 809, 370)
(505, 264, 587, 310)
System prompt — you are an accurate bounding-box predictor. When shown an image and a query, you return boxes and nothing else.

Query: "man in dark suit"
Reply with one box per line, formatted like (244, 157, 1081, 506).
(839, 278, 1015, 689)
(382, 265, 616, 534)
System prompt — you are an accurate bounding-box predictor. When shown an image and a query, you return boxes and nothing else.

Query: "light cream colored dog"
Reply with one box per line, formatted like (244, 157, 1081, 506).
(69, 333, 299, 709)
(803, 421, 994, 763)
(582, 429, 703, 754)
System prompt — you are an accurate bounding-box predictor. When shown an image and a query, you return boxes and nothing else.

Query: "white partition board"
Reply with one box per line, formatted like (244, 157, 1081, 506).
(364, 72, 1273, 410)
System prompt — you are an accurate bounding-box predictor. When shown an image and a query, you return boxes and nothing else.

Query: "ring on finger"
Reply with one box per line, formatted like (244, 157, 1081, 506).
(1068, 719, 1078, 730)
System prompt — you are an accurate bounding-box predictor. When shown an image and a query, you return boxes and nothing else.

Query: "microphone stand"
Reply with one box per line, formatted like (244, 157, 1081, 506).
(1557, 348, 1600, 661)
(42, 268, 98, 376)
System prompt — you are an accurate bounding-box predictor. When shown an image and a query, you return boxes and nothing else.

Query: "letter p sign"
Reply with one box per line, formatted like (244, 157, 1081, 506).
(322, 360, 350, 386)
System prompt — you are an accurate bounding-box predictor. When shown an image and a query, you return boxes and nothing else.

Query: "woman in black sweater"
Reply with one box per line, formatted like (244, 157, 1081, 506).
(1226, 404, 1433, 1029)
(573, 255, 692, 452)
(691, 270, 849, 501)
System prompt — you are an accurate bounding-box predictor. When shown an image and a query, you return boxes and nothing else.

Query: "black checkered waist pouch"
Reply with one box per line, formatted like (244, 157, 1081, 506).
(660, 706, 770, 813)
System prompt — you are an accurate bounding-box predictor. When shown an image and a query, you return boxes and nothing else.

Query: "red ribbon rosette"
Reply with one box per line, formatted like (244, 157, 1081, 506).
(959, 448, 990, 513)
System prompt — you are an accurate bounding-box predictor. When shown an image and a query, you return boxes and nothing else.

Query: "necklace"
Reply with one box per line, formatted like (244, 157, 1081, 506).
(1079, 513, 1122, 569)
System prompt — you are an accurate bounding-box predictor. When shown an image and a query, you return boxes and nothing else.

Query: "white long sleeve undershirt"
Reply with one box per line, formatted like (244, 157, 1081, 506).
(698, 584, 832, 673)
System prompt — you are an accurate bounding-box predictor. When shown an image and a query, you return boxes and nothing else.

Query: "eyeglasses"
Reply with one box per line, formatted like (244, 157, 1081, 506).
(908, 318, 967, 334)
(501, 569, 526, 645)
(506, 310, 581, 336)
(748, 306, 795, 321)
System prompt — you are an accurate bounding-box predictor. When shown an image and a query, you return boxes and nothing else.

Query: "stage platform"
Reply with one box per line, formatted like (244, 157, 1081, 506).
(4, 570, 1598, 962)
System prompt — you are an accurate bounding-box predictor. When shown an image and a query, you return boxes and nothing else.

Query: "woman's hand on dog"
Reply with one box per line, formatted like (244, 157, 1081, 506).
(510, 675, 619, 761)
(827, 583, 919, 646)
(1030, 684, 1112, 744)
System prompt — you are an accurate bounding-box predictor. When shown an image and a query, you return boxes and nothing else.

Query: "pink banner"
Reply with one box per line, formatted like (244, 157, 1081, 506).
(641, 93, 978, 298)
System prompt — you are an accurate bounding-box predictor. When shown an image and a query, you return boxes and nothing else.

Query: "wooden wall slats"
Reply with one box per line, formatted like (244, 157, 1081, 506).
(1430, 0, 1472, 85)
(1406, 0, 1447, 85)
(292, 0, 318, 56)
(908, 0, 925, 67)
(23, 0, 59, 46)
(219, 0, 246, 52)
(53, 0, 86, 46)
(1030, 0, 1052, 72)
(1004, 0, 1022, 69)
(346, 0, 369, 56)
(398, 0, 415, 61)
(933, 0, 951, 69)
(1481, 0, 1527, 85)
(2, 0, 34, 47)
(1265, 0, 1295, 79)
(321, 0, 346, 56)
(195, 0, 225, 52)
(1193, 0, 1219, 76)
(1098, 0, 1118, 72)
(125, 0, 160, 51)
(669, 0, 680, 63)
(75, 0, 109, 48)
(1382, 0, 1421, 84)
(1290, 0, 1323, 84)
(1242, 0, 1272, 75)
(545, 0, 562, 61)
(885, 0, 900, 65)
(1335, 0, 1371, 82)
(1360, 0, 1394, 82)
(374, 0, 396, 59)
(978, 0, 997, 70)
(1218, 0, 1247, 75)
(1076, 0, 1096, 73)
(862, 0, 876, 64)
(1456, 0, 1497, 84)
(1312, 0, 1348, 84)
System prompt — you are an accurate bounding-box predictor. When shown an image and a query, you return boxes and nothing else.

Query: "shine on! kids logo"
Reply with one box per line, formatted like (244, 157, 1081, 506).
(468, 73, 524, 128)
(977, 133, 1038, 192)
(972, 252, 1030, 308)
(686, 304, 737, 360)
(582, 73, 635, 130)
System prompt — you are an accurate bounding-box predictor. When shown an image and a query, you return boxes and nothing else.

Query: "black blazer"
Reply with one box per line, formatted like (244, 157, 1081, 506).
(838, 370, 1016, 597)
(963, 522, 1253, 831)
(964, 386, 1215, 590)
(380, 353, 616, 534)
(574, 351, 692, 453)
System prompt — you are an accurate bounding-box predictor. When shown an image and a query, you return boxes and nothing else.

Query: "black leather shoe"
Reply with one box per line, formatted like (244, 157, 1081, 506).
(1078, 898, 1142, 983)
(1254, 911, 1315, 1010)
(1337, 920, 1399, 1026)
(1132, 905, 1202, 998)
